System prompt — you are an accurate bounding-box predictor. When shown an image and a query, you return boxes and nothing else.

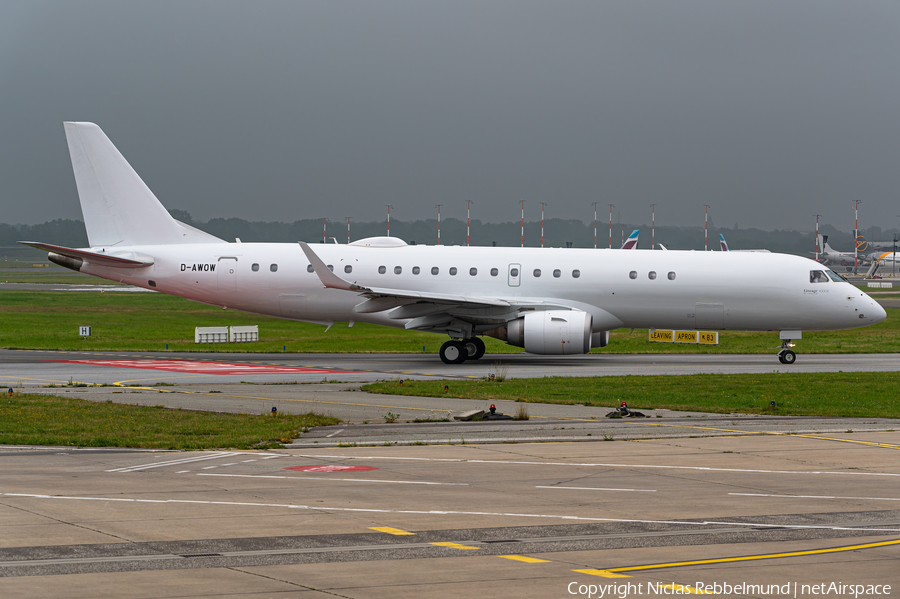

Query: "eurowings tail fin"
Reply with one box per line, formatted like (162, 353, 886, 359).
(620, 230, 639, 250)
(719, 234, 730, 251)
(63, 122, 224, 247)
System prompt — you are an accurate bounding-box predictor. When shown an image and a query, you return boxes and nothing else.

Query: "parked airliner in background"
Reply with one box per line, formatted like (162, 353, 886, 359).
(817, 234, 867, 269)
(620, 230, 639, 250)
(23, 123, 886, 365)
(719, 234, 770, 253)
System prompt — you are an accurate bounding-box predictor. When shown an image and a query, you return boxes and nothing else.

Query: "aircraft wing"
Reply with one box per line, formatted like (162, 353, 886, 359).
(19, 241, 154, 267)
(299, 242, 569, 320)
(300, 241, 511, 308)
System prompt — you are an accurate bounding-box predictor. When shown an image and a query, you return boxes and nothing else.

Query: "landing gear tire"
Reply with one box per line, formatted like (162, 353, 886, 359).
(779, 349, 796, 365)
(463, 337, 486, 361)
(440, 340, 467, 364)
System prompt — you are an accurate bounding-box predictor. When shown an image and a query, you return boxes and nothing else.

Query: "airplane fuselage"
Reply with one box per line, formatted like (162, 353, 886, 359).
(78, 243, 884, 334)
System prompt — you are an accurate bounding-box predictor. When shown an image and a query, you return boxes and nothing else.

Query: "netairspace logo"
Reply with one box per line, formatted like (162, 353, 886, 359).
(567, 582, 892, 598)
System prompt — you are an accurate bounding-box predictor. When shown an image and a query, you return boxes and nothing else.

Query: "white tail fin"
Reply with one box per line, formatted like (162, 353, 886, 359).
(64, 122, 224, 247)
(819, 234, 839, 254)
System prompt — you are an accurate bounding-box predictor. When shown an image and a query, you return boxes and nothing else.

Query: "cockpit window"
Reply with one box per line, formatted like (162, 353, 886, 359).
(825, 269, 844, 283)
(809, 270, 829, 283)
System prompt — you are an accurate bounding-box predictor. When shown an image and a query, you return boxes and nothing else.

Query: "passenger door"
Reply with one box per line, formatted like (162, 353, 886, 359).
(217, 257, 237, 292)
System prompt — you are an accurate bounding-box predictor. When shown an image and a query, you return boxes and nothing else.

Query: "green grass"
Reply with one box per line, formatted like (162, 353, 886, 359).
(0, 392, 338, 449)
(0, 290, 896, 354)
(363, 372, 900, 418)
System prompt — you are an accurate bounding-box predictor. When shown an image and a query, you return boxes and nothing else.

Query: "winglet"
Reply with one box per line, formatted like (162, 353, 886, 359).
(299, 242, 368, 292)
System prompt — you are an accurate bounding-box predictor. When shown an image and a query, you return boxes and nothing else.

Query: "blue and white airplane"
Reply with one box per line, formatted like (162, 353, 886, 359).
(23, 123, 886, 365)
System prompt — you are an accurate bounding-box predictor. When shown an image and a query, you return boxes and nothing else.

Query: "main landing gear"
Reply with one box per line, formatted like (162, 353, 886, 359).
(777, 340, 796, 365)
(439, 337, 486, 364)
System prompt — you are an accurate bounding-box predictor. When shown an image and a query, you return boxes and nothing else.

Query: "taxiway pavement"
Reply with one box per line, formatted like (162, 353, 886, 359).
(0, 436, 898, 598)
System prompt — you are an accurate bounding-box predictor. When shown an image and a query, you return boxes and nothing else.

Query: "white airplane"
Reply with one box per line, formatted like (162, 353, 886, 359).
(23, 123, 887, 366)
(817, 234, 866, 268)
(870, 250, 900, 263)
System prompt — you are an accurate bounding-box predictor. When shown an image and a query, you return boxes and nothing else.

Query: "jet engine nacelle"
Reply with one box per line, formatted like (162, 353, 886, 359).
(506, 310, 593, 355)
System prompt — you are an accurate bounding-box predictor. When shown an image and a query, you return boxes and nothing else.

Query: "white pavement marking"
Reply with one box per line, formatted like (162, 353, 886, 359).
(2, 493, 899, 531)
(175, 471, 189, 474)
(536, 486, 657, 492)
(325, 429, 345, 438)
(730, 493, 900, 502)
(106, 452, 243, 473)
(198, 473, 468, 485)
(295, 455, 900, 478)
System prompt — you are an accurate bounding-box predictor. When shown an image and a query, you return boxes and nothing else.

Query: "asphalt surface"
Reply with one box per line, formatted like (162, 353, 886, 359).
(0, 438, 898, 598)
(2, 350, 900, 597)
(5, 348, 900, 385)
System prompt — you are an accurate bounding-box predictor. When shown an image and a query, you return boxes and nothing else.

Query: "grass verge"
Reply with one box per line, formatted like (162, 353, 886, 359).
(363, 372, 900, 418)
(0, 393, 339, 449)
(0, 290, 897, 354)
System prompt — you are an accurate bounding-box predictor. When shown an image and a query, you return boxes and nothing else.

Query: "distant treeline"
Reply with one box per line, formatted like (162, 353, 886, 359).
(2, 211, 897, 255)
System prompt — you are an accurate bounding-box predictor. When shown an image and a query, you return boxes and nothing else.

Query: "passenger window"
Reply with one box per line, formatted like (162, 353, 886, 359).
(533, 269, 541, 277)
(572, 269, 580, 278)
(394, 266, 402, 274)
(510, 268, 519, 277)
(553, 269, 561, 278)
(344, 265, 352, 274)
(810, 270, 828, 283)
(252, 263, 259, 272)
(431, 267, 439, 275)
(270, 264, 278, 272)
(413, 266, 420, 275)
(648, 271, 657, 280)
(469, 267, 477, 276)
(306, 264, 314, 273)
(629, 271, 637, 279)
(449, 267, 458, 276)
(327, 264, 334, 272)
(378, 266, 386, 274)
(668, 272, 676, 280)
(490, 268, 499, 276)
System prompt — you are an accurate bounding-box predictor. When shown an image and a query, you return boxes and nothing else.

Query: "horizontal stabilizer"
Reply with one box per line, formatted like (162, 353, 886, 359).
(20, 241, 154, 267)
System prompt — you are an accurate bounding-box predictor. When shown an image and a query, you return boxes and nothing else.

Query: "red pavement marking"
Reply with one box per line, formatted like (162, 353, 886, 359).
(52, 359, 353, 375)
(284, 465, 379, 473)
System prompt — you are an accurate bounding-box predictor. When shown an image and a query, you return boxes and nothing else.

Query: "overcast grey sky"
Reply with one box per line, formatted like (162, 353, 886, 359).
(2, 1, 898, 232)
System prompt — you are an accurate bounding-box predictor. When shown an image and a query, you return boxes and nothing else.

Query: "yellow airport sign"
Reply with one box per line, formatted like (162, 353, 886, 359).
(675, 330, 698, 343)
(698, 331, 719, 344)
(649, 330, 674, 342)
(650, 330, 718, 345)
